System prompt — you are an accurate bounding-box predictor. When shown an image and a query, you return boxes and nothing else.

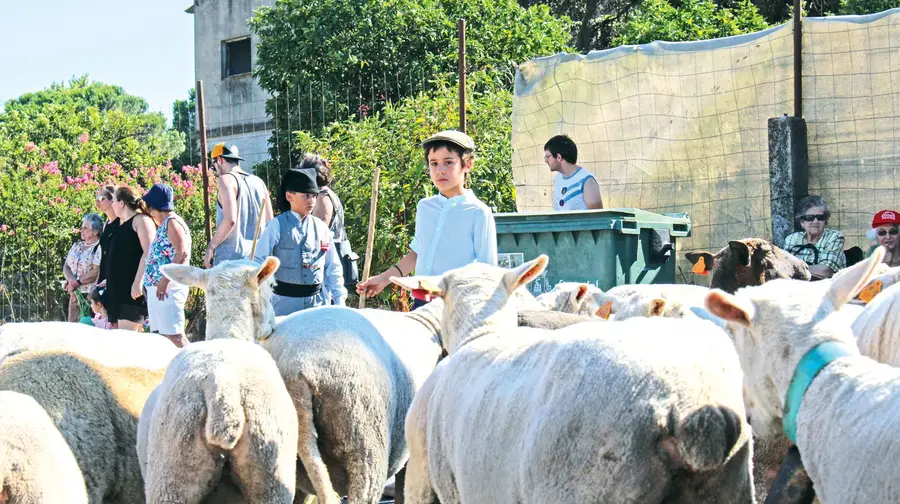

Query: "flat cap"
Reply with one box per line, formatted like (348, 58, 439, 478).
(421, 130, 476, 151)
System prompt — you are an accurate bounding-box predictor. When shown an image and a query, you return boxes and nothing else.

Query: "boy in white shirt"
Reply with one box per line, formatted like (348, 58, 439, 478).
(356, 130, 497, 308)
(544, 134, 603, 211)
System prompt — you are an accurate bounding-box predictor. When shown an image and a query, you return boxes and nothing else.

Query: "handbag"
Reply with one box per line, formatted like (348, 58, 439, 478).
(337, 240, 359, 288)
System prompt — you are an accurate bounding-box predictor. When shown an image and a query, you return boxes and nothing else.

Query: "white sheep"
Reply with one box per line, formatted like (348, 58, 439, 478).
(392, 256, 754, 504)
(0, 349, 165, 503)
(535, 282, 607, 316)
(161, 257, 444, 504)
(0, 321, 178, 369)
(0, 390, 88, 503)
(852, 280, 900, 363)
(138, 339, 298, 503)
(705, 247, 900, 503)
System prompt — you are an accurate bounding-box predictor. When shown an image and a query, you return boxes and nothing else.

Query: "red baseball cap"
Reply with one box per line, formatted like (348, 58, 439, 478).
(872, 210, 900, 228)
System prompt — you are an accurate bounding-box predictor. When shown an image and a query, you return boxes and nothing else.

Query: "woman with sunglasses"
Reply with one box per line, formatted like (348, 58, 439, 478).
(867, 210, 900, 266)
(784, 194, 846, 279)
(94, 185, 119, 286)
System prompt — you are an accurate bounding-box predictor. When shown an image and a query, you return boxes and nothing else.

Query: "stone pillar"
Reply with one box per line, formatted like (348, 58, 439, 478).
(768, 116, 808, 248)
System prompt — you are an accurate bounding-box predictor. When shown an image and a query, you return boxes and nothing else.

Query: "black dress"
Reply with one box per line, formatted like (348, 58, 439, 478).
(106, 215, 147, 323)
(97, 217, 119, 284)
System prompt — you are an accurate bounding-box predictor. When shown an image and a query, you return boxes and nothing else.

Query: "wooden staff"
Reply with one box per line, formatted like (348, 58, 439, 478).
(358, 165, 382, 309)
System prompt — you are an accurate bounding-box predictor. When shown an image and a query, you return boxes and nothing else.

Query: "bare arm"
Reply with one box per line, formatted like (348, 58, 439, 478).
(209, 175, 238, 250)
(263, 188, 275, 221)
(356, 250, 418, 297)
(79, 265, 99, 285)
(167, 218, 191, 266)
(131, 215, 156, 296)
(583, 177, 603, 209)
(312, 193, 334, 229)
(63, 263, 77, 283)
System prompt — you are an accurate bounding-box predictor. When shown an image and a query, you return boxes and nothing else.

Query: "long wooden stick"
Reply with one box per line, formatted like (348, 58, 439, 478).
(196, 80, 212, 244)
(358, 165, 382, 309)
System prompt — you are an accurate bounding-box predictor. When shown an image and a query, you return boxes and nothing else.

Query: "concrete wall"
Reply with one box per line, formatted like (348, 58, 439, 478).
(192, 0, 275, 170)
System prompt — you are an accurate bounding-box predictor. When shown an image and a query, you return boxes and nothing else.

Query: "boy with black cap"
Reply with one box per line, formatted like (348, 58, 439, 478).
(205, 143, 274, 268)
(356, 130, 497, 308)
(253, 167, 347, 315)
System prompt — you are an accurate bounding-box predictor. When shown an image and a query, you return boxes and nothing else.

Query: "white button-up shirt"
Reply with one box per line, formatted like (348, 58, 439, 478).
(409, 190, 498, 276)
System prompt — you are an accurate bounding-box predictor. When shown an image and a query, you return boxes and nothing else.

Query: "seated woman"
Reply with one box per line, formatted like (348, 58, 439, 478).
(867, 209, 900, 267)
(784, 194, 846, 279)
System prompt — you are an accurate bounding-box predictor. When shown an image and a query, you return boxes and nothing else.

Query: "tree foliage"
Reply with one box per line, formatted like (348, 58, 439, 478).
(291, 73, 514, 309)
(0, 76, 184, 175)
(612, 0, 770, 46)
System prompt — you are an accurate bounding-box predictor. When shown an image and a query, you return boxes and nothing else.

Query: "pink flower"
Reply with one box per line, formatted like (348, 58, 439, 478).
(65, 176, 74, 185)
(58, 183, 67, 190)
(43, 161, 60, 175)
(78, 132, 90, 144)
(0, 224, 8, 232)
(25, 142, 37, 153)
(7, 231, 13, 237)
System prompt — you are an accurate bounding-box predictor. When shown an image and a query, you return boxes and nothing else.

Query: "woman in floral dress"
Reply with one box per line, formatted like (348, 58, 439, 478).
(142, 183, 192, 347)
(62, 213, 104, 322)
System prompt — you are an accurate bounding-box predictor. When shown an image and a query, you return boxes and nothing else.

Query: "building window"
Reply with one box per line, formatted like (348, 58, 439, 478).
(222, 37, 252, 79)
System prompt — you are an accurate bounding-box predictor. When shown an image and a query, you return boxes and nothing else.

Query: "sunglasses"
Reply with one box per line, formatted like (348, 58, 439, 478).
(800, 214, 828, 222)
(877, 228, 899, 237)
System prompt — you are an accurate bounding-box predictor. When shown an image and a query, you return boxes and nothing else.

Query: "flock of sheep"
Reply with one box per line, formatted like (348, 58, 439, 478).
(1, 236, 900, 504)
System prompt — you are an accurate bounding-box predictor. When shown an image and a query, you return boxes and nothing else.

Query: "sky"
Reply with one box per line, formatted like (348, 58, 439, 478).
(0, 0, 195, 122)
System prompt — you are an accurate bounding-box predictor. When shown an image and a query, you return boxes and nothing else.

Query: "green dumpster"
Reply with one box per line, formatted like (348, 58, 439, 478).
(494, 208, 691, 295)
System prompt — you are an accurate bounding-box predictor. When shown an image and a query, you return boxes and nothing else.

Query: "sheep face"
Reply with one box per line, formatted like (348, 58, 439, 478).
(687, 239, 811, 294)
(391, 255, 548, 353)
(161, 258, 279, 342)
(536, 283, 591, 314)
(704, 248, 883, 440)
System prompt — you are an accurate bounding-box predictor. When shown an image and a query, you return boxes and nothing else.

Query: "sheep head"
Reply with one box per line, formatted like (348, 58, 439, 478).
(686, 239, 811, 293)
(704, 247, 882, 440)
(161, 257, 280, 342)
(536, 282, 591, 314)
(391, 255, 548, 354)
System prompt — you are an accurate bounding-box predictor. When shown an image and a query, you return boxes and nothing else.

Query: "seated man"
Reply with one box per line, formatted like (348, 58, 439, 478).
(783, 194, 846, 279)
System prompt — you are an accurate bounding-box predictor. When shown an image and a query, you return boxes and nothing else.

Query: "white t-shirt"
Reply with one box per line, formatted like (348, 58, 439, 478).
(552, 167, 597, 211)
(410, 190, 497, 276)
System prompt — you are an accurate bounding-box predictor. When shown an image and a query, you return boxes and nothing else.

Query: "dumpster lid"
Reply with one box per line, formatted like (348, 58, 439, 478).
(493, 208, 692, 236)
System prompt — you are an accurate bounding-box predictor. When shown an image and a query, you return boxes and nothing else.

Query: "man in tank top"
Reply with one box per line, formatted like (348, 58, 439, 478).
(204, 143, 275, 267)
(544, 134, 603, 211)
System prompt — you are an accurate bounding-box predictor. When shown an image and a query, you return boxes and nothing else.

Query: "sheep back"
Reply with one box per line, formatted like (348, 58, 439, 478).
(423, 317, 752, 504)
(0, 349, 164, 504)
(260, 305, 443, 496)
(0, 390, 88, 504)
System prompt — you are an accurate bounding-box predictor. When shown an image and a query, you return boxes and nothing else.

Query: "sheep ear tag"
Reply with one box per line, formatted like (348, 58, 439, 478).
(858, 280, 883, 303)
(406, 278, 443, 301)
(596, 300, 612, 320)
(692, 256, 709, 276)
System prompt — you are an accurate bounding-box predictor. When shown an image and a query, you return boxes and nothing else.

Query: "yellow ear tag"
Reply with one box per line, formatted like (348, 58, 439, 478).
(596, 300, 612, 320)
(692, 256, 708, 276)
(859, 280, 883, 303)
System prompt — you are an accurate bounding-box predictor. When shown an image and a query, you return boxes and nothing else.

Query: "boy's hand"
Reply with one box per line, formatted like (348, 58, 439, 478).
(357, 273, 391, 297)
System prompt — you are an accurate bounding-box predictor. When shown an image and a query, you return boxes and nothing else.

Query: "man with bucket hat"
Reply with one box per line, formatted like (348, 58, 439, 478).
(204, 143, 274, 268)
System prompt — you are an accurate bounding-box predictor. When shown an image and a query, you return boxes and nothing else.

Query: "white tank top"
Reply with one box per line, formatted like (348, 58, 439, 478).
(552, 167, 596, 211)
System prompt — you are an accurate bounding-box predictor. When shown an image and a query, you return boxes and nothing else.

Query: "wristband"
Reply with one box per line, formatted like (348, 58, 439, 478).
(391, 264, 403, 277)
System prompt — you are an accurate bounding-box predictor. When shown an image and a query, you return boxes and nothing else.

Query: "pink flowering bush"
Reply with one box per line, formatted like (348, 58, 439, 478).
(0, 160, 216, 322)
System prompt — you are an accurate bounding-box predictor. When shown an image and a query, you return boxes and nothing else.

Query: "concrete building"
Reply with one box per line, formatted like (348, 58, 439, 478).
(187, 0, 274, 170)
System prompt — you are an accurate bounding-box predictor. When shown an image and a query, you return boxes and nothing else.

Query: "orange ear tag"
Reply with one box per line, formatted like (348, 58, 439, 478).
(859, 280, 883, 303)
(692, 256, 709, 276)
(596, 300, 612, 320)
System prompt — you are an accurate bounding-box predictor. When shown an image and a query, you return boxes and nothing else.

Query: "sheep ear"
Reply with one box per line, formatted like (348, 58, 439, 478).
(649, 298, 666, 317)
(685, 252, 713, 273)
(595, 300, 612, 320)
(161, 264, 208, 289)
(728, 241, 751, 267)
(705, 290, 754, 327)
(391, 275, 444, 296)
(504, 255, 549, 293)
(575, 284, 590, 303)
(255, 257, 280, 285)
(828, 247, 884, 308)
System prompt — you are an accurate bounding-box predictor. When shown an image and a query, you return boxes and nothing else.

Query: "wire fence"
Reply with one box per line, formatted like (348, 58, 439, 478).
(511, 8, 900, 283)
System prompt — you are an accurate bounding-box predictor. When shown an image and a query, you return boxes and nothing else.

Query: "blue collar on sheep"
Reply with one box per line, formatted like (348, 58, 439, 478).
(783, 340, 857, 443)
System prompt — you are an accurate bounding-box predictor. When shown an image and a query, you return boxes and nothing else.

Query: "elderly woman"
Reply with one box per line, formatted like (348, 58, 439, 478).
(867, 209, 900, 266)
(62, 213, 104, 322)
(784, 194, 846, 279)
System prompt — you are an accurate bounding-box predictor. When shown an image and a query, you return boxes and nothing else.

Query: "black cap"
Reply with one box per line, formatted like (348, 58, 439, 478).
(282, 168, 319, 195)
